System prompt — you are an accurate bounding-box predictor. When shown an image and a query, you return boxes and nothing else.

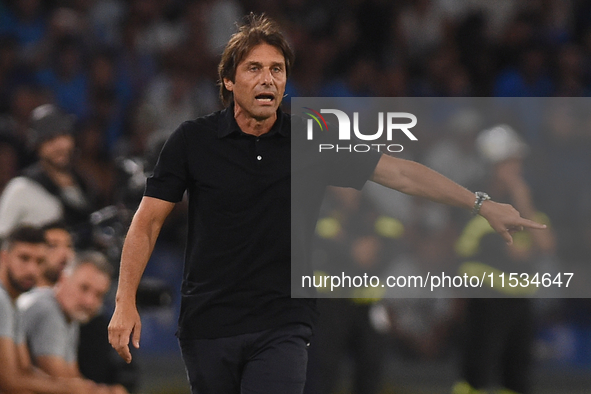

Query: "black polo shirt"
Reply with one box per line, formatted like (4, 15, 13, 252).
(145, 105, 382, 339)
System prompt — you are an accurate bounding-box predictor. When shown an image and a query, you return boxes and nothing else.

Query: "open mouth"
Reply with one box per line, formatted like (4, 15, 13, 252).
(255, 93, 275, 103)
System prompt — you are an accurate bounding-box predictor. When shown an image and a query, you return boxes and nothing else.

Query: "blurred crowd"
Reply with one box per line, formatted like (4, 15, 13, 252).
(1, 0, 591, 392)
(1, 0, 590, 254)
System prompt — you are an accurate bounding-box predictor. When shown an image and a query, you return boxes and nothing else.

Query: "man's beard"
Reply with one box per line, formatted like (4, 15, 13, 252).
(7, 268, 35, 294)
(70, 309, 94, 324)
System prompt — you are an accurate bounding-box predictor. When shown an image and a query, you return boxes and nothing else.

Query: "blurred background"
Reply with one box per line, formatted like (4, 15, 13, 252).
(1, 0, 591, 393)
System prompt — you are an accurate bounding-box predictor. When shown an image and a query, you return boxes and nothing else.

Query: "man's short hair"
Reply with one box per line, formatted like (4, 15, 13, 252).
(41, 220, 70, 234)
(28, 104, 75, 150)
(1, 225, 47, 251)
(64, 250, 114, 278)
(218, 13, 294, 107)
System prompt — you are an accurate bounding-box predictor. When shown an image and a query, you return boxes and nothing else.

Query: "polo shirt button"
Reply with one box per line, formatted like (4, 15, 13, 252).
(257, 155, 262, 160)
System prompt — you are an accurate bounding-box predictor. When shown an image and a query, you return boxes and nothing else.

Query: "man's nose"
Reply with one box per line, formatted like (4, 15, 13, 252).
(261, 68, 273, 85)
(27, 262, 40, 277)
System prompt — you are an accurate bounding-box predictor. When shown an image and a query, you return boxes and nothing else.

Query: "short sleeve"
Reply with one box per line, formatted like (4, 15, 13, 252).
(144, 122, 190, 203)
(0, 293, 15, 340)
(291, 114, 383, 190)
(327, 148, 382, 190)
(21, 301, 70, 359)
(65, 327, 79, 364)
(318, 130, 382, 190)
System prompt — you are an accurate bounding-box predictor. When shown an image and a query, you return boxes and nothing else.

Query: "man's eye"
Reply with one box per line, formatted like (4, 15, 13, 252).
(250, 66, 259, 71)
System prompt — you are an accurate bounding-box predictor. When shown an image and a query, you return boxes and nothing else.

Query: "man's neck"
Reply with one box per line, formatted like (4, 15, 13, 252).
(233, 106, 277, 137)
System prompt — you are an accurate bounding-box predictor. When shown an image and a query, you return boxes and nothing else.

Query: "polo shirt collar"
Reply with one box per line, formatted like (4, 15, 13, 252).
(218, 103, 287, 138)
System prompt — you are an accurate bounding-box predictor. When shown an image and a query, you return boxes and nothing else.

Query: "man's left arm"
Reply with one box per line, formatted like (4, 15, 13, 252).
(33, 354, 79, 378)
(26, 343, 128, 394)
(22, 309, 130, 393)
(370, 154, 546, 244)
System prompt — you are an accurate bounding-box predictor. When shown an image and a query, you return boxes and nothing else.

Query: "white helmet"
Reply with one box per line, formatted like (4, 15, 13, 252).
(475, 124, 529, 163)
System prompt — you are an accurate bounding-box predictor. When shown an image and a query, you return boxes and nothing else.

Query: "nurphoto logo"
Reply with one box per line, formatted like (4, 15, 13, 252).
(302, 108, 418, 153)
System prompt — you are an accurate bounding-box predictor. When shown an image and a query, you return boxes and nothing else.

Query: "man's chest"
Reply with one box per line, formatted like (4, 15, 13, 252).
(184, 135, 291, 207)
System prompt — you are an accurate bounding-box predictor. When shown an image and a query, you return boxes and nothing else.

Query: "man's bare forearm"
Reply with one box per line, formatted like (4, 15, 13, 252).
(109, 197, 175, 362)
(115, 222, 156, 303)
(370, 155, 474, 210)
(0, 368, 86, 394)
(370, 154, 547, 244)
(115, 197, 175, 303)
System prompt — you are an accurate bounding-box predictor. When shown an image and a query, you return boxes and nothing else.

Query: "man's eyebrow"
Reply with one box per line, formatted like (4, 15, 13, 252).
(244, 61, 262, 67)
(243, 60, 285, 67)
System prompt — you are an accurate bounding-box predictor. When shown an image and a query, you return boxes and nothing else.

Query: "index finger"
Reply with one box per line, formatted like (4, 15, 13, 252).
(116, 344, 133, 364)
(518, 217, 547, 230)
(109, 327, 133, 363)
(113, 334, 132, 363)
(117, 329, 133, 363)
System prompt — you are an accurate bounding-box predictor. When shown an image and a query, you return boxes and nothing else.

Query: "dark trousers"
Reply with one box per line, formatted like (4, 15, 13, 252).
(462, 298, 533, 393)
(304, 299, 384, 394)
(179, 324, 312, 394)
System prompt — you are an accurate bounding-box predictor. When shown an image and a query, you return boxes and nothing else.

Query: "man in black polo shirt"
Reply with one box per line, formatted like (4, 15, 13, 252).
(108, 14, 546, 394)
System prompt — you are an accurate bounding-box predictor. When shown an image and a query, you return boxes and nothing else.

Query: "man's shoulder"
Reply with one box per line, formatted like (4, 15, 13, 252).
(3, 163, 62, 201)
(181, 108, 226, 133)
(179, 108, 300, 132)
(2, 175, 43, 194)
(17, 288, 57, 316)
(287, 112, 305, 126)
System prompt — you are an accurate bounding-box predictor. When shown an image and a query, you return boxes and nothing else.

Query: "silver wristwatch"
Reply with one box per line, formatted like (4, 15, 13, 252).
(472, 192, 491, 216)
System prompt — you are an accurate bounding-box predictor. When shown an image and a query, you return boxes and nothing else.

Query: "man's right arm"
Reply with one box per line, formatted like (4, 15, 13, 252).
(108, 196, 175, 364)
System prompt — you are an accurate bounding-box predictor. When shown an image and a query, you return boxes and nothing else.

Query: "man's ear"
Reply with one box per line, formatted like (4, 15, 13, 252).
(223, 78, 234, 92)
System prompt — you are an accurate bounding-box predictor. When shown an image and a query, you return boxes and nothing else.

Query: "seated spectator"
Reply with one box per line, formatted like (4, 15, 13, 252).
(0, 225, 94, 393)
(18, 250, 127, 393)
